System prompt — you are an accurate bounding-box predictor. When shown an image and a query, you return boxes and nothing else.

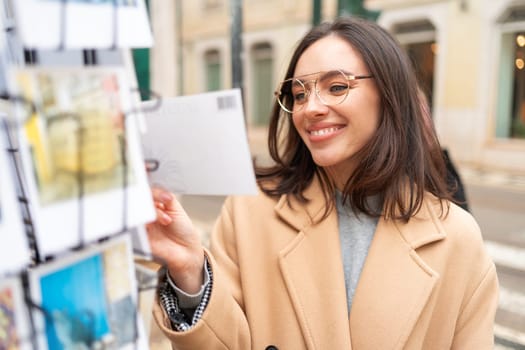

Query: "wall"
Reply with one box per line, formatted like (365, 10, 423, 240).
(369, 0, 525, 173)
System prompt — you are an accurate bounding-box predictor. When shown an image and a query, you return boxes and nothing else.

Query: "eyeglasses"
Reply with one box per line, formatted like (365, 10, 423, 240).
(274, 69, 374, 114)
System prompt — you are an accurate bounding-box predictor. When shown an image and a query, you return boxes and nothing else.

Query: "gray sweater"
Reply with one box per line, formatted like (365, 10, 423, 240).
(335, 192, 379, 313)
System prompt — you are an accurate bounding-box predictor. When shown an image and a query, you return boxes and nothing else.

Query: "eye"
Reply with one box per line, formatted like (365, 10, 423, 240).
(328, 84, 349, 95)
(293, 91, 307, 104)
(290, 79, 307, 104)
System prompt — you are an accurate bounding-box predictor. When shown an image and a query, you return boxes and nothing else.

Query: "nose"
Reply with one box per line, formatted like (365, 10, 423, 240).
(302, 89, 329, 116)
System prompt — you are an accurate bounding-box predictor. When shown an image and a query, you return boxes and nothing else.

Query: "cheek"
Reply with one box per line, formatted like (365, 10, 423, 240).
(368, 111, 381, 132)
(361, 115, 380, 142)
(291, 114, 303, 133)
(360, 97, 381, 131)
(348, 107, 380, 144)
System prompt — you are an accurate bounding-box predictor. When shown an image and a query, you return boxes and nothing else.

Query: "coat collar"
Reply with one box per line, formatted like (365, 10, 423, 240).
(274, 176, 331, 231)
(275, 178, 446, 350)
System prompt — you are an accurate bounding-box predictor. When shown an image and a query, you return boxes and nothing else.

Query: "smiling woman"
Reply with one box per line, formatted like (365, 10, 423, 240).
(148, 16, 499, 350)
(287, 36, 381, 179)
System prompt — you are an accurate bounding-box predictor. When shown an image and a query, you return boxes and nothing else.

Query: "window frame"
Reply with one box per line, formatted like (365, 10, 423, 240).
(204, 49, 222, 92)
(494, 17, 525, 140)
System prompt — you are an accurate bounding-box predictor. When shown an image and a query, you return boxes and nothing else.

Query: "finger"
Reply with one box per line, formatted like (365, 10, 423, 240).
(145, 224, 169, 263)
(151, 187, 175, 207)
(155, 207, 173, 225)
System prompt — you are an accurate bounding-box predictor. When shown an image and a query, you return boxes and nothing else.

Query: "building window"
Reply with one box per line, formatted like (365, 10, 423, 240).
(496, 7, 525, 139)
(251, 42, 273, 126)
(393, 19, 436, 109)
(204, 49, 221, 92)
(405, 41, 436, 107)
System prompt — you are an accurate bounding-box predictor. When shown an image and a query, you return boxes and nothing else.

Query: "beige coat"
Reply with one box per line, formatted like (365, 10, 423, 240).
(153, 179, 499, 350)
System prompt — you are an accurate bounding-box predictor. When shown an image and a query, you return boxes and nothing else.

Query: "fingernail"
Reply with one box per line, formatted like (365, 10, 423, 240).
(162, 212, 172, 224)
(160, 192, 172, 202)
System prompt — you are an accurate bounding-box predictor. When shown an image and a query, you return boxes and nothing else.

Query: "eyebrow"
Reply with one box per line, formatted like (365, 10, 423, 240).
(291, 69, 356, 81)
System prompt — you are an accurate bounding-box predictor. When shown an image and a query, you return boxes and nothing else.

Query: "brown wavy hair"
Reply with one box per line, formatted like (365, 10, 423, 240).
(255, 16, 453, 222)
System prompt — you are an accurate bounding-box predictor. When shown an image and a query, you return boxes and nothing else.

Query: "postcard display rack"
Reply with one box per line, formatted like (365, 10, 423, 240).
(0, 0, 161, 349)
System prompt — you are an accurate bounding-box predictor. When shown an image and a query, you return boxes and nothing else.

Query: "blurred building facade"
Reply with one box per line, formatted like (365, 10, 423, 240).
(149, 0, 525, 175)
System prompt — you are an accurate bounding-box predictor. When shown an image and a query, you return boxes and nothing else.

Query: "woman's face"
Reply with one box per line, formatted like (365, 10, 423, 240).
(291, 35, 381, 187)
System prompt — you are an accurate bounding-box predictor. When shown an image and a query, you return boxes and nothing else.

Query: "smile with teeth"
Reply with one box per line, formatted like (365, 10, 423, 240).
(309, 126, 343, 136)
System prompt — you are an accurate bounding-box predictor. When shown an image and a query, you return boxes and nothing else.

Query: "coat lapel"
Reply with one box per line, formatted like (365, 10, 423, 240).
(276, 180, 352, 350)
(275, 178, 446, 350)
(349, 199, 446, 349)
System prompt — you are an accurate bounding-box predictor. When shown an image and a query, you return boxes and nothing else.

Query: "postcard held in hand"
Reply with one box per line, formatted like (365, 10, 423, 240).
(141, 89, 258, 196)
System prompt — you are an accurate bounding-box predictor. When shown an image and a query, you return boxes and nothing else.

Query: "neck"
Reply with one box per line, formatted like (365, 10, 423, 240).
(324, 163, 356, 191)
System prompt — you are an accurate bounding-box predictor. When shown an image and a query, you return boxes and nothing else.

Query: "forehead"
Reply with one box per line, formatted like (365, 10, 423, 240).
(294, 35, 367, 77)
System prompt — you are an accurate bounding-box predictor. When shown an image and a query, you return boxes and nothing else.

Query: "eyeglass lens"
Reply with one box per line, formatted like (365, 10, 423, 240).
(277, 70, 350, 113)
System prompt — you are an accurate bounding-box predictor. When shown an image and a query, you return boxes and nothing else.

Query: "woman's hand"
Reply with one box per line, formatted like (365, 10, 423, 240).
(146, 187, 205, 294)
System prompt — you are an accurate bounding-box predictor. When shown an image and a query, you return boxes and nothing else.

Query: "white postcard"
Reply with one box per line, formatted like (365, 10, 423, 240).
(12, 0, 152, 49)
(28, 233, 147, 350)
(9, 67, 155, 257)
(0, 117, 31, 275)
(0, 276, 32, 350)
(141, 89, 258, 195)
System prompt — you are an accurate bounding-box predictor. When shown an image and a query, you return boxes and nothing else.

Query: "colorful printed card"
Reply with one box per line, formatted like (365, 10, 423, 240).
(0, 276, 32, 350)
(12, 0, 152, 49)
(8, 67, 155, 257)
(0, 116, 31, 275)
(28, 234, 148, 350)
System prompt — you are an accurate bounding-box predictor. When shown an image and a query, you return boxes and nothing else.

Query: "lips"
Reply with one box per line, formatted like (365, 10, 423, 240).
(309, 126, 343, 136)
(306, 124, 345, 142)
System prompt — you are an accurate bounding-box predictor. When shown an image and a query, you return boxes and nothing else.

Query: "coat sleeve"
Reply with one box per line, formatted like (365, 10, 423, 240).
(451, 260, 499, 349)
(152, 197, 252, 350)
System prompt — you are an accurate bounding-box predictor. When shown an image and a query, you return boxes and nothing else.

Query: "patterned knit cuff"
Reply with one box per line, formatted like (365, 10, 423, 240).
(166, 259, 211, 309)
(158, 257, 213, 332)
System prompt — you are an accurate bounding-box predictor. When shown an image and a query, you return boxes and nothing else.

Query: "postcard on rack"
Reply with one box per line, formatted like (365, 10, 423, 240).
(0, 116, 31, 275)
(141, 88, 258, 196)
(7, 66, 155, 257)
(130, 224, 151, 259)
(28, 233, 148, 350)
(12, 0, 152, 49)
(0, 276, 32, 350)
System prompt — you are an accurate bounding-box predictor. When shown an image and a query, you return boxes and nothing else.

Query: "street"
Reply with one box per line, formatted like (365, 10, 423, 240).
(465, 179, 525, 349)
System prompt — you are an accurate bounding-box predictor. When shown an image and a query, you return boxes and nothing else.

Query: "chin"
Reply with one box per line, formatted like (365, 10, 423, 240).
(311, 155, 341, 168)
(311, 151, 356, 174)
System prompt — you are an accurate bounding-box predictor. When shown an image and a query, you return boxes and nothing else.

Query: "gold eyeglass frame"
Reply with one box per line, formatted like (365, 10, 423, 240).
(274, 69, 374, 114)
